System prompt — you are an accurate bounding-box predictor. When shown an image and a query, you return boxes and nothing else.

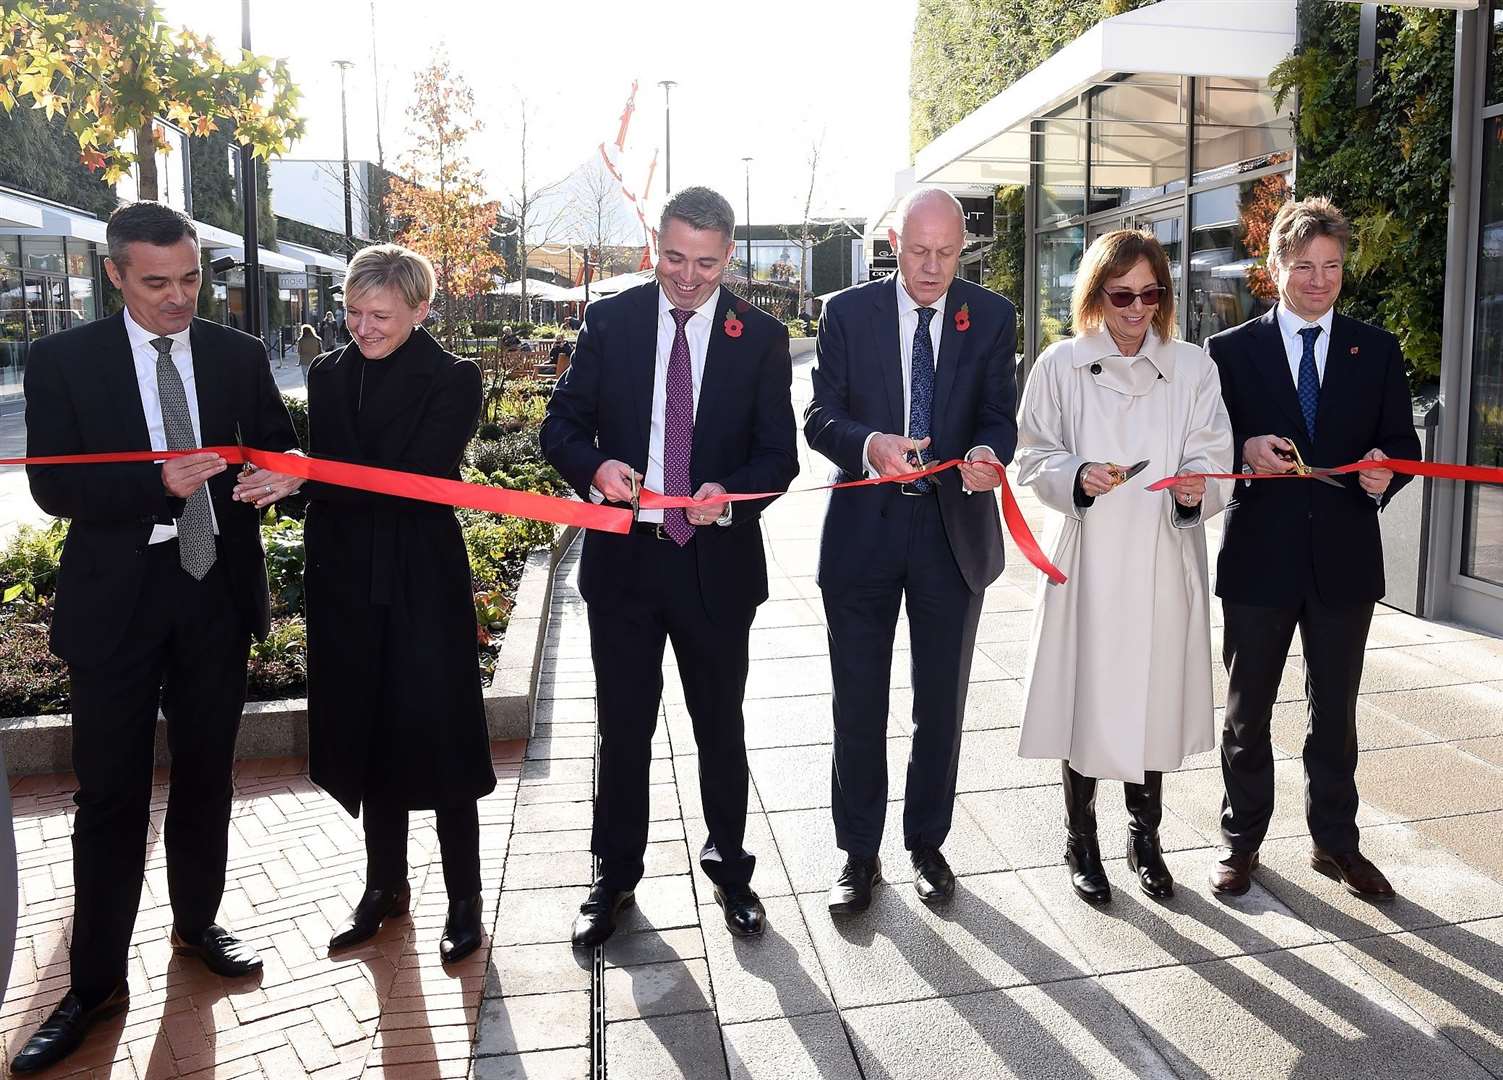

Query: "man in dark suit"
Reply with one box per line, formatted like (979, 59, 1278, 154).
(541, 187, 798, 946)
(12, 202, 300, 1075)
(805, 188, 1018, 914)
(1206, 196, 1421, 899)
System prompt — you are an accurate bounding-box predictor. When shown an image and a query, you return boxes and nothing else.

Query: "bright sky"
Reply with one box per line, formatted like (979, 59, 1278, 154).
(158, 0, 917, 236)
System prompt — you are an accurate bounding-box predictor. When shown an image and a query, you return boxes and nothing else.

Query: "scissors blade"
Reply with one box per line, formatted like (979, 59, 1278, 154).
(1122, 459, 1150, 482)
(628, 470, 641, 523)
(1310, 470, 1346, 488)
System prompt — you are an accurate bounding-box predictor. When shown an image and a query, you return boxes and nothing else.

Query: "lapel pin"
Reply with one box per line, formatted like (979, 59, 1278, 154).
(1350, 346, 1359, 355)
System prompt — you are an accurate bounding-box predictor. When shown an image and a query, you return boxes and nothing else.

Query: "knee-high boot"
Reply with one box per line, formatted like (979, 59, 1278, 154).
(1124, 771, 1174, 898)
(1063, 761, 1111, 904)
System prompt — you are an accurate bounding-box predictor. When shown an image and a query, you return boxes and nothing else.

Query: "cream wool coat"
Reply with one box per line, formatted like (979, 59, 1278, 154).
(1015, 329, 1233, 783)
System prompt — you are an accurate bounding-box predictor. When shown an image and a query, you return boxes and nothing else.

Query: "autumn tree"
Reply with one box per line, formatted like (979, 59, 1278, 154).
(385, 52, 501, 346)
(0, 0, 303, 189)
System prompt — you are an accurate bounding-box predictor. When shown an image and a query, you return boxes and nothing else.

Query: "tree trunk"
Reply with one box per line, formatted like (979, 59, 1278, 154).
(135, 123, 159, 201)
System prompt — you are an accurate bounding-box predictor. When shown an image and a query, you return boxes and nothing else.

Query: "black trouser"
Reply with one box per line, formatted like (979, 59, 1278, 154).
(825, 491, 984, 857)
(1220, 596, 1374, 855)
(68, 541, 249, 1000)
(362, 799, 481, 901)
(588, 528, 756, 892)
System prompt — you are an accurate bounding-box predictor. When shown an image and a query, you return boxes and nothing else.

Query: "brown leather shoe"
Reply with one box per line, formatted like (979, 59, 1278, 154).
(1209, 848, 1258, 895)
(1311, 847, 1395, 898)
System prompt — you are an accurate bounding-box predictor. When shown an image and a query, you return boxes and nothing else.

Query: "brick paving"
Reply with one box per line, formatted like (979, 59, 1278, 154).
(3, 743, 522, 1079)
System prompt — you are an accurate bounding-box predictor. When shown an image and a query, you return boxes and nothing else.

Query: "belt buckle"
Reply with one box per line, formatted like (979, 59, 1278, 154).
(652, 523, 668, 541)
(897, 482, 925, 496)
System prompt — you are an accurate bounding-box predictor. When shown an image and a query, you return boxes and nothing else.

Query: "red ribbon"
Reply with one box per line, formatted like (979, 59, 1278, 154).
(2, 448, 1070, 584)
(1146, 458, 1503, 491)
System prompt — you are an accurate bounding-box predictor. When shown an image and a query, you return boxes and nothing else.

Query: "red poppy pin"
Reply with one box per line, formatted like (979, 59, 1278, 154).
(954, 303, 971, 333)
(1350, 346, 1360, 355)
(723, 308, 744, 338)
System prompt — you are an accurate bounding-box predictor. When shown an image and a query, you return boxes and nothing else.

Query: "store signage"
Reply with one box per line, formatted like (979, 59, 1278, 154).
(959, 196, 995, 239)
(278, 272, 309, 290)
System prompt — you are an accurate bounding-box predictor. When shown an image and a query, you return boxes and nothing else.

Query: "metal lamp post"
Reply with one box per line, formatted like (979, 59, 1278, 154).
(333, 59, 356, 261)
(240, 0, 261, 338)
(658, 80, 677, 195)
(741, 157, 752, 291)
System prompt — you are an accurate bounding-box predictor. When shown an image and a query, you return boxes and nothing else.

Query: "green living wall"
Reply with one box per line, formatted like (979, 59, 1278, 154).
(1274, 0, 1454, 384)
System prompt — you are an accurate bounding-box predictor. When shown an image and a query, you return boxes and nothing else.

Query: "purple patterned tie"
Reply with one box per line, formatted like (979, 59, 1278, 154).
(662, 307, 696, 546)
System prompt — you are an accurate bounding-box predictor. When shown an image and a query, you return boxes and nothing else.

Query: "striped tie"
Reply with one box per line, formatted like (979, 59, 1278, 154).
(150, 336, 216, 580)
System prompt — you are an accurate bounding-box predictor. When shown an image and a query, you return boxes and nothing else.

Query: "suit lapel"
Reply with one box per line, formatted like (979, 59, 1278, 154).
(693, 289, 736, 454)
(1314, 313, 1356, 448)
(188, 320, 233, 449)
(933, 285, 965, 440)
(1255, 308, 1308, 443)
(629, 282, 660, 470)
(871, 277, 903, 432)
(99, 313, 153, 450)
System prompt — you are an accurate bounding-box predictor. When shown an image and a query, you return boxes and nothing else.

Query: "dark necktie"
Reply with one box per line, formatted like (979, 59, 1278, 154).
(150, 336, 216, 579)
(907, 307, 937, 493)
(662, 308, 695, 546)
(1296, 325, 1321, 441)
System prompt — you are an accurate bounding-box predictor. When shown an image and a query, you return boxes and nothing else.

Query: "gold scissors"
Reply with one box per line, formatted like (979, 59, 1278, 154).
(1106, 459, 1150, 486)
(628, 469, 641, 523)
(1279, 439, 1344, 488)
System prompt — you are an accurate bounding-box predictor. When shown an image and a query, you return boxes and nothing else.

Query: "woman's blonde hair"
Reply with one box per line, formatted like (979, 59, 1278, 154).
(344, 243, 437, 309)
(1070, 229, 1176, 341)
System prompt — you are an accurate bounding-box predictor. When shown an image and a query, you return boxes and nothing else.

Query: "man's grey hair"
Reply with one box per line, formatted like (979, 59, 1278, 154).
(894, 187, 966, 235)
(659, 186, 735, 242)
(106, 200, 199, 266)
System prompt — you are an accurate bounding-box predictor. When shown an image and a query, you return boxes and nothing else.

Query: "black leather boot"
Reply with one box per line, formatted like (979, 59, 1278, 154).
(1063, 761, 1111, 904)
(1125, 771, 1174, 899)
(440, 893, 485, 963)
(329, 885, 411, 951)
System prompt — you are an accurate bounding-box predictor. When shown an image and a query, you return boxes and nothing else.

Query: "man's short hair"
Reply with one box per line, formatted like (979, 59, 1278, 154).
(1268, 196, 1351, 268)
(344, 243, 437, 309)
(658, 186, 735, 242)
(106, 201, 199, 267)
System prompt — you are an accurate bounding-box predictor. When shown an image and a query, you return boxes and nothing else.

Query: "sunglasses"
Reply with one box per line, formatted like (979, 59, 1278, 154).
(1103, 285, 1169, 309)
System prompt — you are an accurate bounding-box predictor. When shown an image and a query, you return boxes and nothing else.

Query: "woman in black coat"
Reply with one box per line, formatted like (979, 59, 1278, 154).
(302, 243, 495, 963)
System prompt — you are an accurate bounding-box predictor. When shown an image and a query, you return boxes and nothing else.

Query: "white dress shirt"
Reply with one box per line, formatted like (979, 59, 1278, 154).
(1276, 302, 1334, 387)
(861, 275, 991, 488)
(122, 306, 219, 542)
(640, 286, 729, 525)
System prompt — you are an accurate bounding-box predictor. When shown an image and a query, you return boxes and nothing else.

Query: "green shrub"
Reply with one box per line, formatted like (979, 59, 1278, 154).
(476, 420, 505, 440)
(247, 616, 307, 701)
(261, 516, 305, 617)
(0, 612, 68, 716)
(0, 520, 68, 605)
(784, 317, 814, 339)
(470, 321, 502, 338)
(461, 513, 553, 591)
(281, 393, 310, 450)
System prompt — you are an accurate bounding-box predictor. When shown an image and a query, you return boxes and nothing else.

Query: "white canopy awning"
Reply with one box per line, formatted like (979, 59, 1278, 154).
(194, 218, 304, 273)
(0, 191, 45, 230)
(6, 200, 109, 244)
(866, 0, 1297, 239)
(278, 241, 348, 273)
(497, 278, 572, 301)
(555, 270, 653, 302)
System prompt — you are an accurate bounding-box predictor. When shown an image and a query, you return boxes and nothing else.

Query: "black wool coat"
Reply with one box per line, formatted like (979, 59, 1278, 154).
(302, 327, 496, 815)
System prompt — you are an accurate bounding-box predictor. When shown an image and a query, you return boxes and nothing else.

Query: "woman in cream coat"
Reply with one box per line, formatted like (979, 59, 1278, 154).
(1016, 230, 1232, 905)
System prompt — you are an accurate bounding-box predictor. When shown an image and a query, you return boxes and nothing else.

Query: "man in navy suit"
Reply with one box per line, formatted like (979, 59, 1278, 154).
(1206, 196, 1421, 899)
(542, 187, 798, 946)
(805, 188, 1018, 914)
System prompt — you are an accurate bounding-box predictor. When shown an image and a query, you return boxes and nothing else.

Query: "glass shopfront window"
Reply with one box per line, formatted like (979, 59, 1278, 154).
(1037, 226, 1084, 348)
(1489, 3, 1503, 107)
(1193, 78, 1294, 184)
(1462, 116, 1503, 588)
(0, 262, 23, 393)
(1040, 99, 1086, 226)
(1089, 74, 1186, 213)
(0, 236, 19, 270)
(1187, 173, 1289, 345)
(23, 236, 65, 274)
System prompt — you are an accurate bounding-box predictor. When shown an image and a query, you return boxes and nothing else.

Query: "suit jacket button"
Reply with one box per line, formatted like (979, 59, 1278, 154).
(136, 545, 145, 555)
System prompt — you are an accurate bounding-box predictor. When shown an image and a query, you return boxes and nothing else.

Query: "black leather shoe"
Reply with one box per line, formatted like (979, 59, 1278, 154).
(1127, 832, 1175, 899)
(1065, 833, 1112, 904)
(571, 881, 635, 949)
(713, 885, 765, 937)
(910, 846, 956, 905)
(827, 855, 881, 915)
(170, 923, 263, 978)
(1311, 847, 1396, 898)
(329, 885, 412, 951)
(440, 893, 485, 962)
(10, 982, 129, 1074)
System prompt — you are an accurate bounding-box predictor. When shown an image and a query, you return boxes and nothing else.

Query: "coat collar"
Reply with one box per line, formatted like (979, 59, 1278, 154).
(1069, 327, 1177, 382)
(349, 325, 445, 446)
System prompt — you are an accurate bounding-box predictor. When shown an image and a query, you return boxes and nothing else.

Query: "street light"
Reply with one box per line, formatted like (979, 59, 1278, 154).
(333, 59, 356, 261)
(741, 156, 752, 291)
(240, 0, 261, 338)
(657, 80, 677, 195)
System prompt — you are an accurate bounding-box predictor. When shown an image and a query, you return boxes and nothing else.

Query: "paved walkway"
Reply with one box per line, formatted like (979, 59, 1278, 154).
(478, 358, 1503, 1078)
(4, 355, 1503, 1078)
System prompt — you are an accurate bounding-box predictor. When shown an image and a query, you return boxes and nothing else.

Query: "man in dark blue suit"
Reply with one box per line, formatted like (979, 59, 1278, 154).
(1206, 197, 1421, 899)
(805, 188, 1018, 914)
(542, 187, 798, 946)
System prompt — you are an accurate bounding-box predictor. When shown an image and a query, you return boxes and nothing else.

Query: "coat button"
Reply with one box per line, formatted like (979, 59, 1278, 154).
(1090, 363, 1102, 375)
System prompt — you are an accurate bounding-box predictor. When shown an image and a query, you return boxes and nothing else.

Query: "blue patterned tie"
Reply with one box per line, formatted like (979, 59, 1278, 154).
(907, 307, 936, 492)
(1296, 326, 1321, 441)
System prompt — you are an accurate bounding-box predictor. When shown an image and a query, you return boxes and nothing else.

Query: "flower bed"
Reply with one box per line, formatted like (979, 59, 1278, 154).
(0, 384, 567, 717)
